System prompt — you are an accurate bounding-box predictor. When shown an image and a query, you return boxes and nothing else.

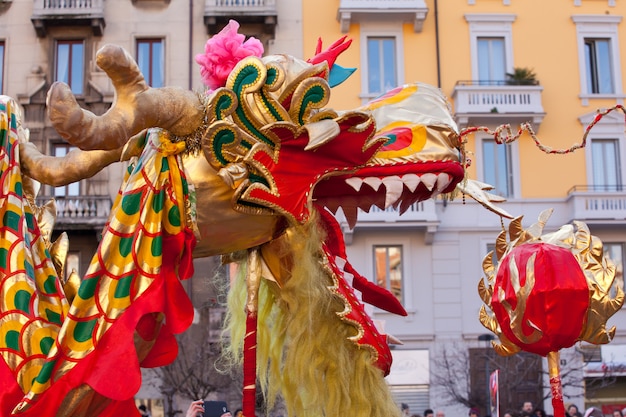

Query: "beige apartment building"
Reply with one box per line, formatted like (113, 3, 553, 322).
(0, 0, 625, 416)
(0, 0, 303, 416)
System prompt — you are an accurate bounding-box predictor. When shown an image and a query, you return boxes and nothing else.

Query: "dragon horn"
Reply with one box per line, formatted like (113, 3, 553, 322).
(47, 44, 205, 151)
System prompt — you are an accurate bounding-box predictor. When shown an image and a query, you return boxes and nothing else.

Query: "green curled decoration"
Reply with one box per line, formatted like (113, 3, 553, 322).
(231, 61, 276, 149)
(298, 84, 326, 125)
(215, 93, 234, 121)
(266, 67, 278, 86)
(212, 128, 237, 166)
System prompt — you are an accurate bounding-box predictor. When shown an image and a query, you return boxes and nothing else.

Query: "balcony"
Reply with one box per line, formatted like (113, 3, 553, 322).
(337, 0, 428, 33)
(339, 200, 440, 244)
(451, 81, 545, 129)
(35, 195, 112, 229)
(31, 0, 105, 37)
(204, 0, 277, 35)
(566, 185, 626, 223)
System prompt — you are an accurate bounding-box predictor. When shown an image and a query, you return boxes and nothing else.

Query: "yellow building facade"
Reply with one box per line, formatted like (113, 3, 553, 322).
(302, 0, 626, 415)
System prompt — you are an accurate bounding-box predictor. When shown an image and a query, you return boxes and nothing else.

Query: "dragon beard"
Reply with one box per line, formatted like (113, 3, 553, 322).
(222, 216, 400, 417)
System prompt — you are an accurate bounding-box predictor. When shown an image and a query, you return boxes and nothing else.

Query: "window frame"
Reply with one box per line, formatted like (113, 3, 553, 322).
(475, 133, 521, 199)
(465, 14, 516, 83)
(590, 138, 622, 189)
(476, 36, 507, 84)
(136, 38, 165, 88)
(55, 39, 85, 96)
(373, 244, 404, 305)
(579, 110, 626, 188)
(572, 15, 623, 104)
(365, 235, 413, 311)
(359, 23, 404, 103)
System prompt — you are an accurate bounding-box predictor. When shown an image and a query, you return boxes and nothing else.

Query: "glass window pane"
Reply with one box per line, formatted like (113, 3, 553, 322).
(483, 139, 511, 197)
(367, 37, 396, 95)
(138, 39, 164, 87)
(152, 41, 163, 88)
(584, 42, 594, 93)
(382, 39, 396, 92)
(585, 39, 614, 94)
(367, 38, 381, 94)
(137, 42, 151, 83)
(56, 41, 83, 94)
(596, 39, 613, 94)
(490, 38, 505, 82)
(591, 139, 621, 188)
(56, 43, 70, 85)
(477, 37, 506, 83)
(374, 245, 403, 304)
(70, 43, 83, 95)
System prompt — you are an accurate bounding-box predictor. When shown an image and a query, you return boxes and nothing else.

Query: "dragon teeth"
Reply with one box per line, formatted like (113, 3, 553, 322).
(363, 177, 383, 191)
(420, 173, 438, 191)
(436, 172, 451, 192)
(343, 172, 452, 198)
(382, 176, 403, 209)
(345, 177, 364, 192)
(402, 173, 420, 192)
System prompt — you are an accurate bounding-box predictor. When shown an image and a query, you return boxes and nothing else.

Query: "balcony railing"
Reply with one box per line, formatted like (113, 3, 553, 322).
(32, 0, 105, 36)
(337, 0, 428, 32)
(35, 196, 112, 225)
(204, 0, 277, 34)
(205, 0, 275, 12)
(566, 185, 626, 222)
(338, 199, 439, 244)
(451, 80, 545, 128)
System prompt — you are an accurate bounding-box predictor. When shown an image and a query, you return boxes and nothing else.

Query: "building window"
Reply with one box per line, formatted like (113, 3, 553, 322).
(465, 14, 516, 83)
(477, 37, 506, 84)
(137, 39, 164, 88)
(359, 24, 404, 103)
(572, 15, 622, 102)
(367, 37, 397, 96)
(53, 144, 80, 197)
(374, 245, 403, 303)
(56, 40, 84, 95)
(0, 41, 4, 95)
(591, 139, 622, 189)
(482, 139, 514, 198)
(584, 39, 614, 94)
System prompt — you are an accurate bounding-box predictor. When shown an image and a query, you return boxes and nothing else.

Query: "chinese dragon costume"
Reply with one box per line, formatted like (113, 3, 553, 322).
(0, 20, 622, 417)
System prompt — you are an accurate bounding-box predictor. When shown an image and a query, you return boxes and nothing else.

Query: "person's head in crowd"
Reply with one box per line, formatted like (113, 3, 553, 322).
(425, 409, 434, 417)
(522, 402, 534, 414)
(470, 408, 480, 417)
(568, 405, 580, 417)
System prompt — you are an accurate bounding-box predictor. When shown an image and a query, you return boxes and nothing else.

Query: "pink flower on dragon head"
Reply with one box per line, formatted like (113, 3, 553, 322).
(195, 19, 264, 90)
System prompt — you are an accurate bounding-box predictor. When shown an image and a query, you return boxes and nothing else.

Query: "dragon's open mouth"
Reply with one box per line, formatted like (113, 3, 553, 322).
(313, 160, 464, 227)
